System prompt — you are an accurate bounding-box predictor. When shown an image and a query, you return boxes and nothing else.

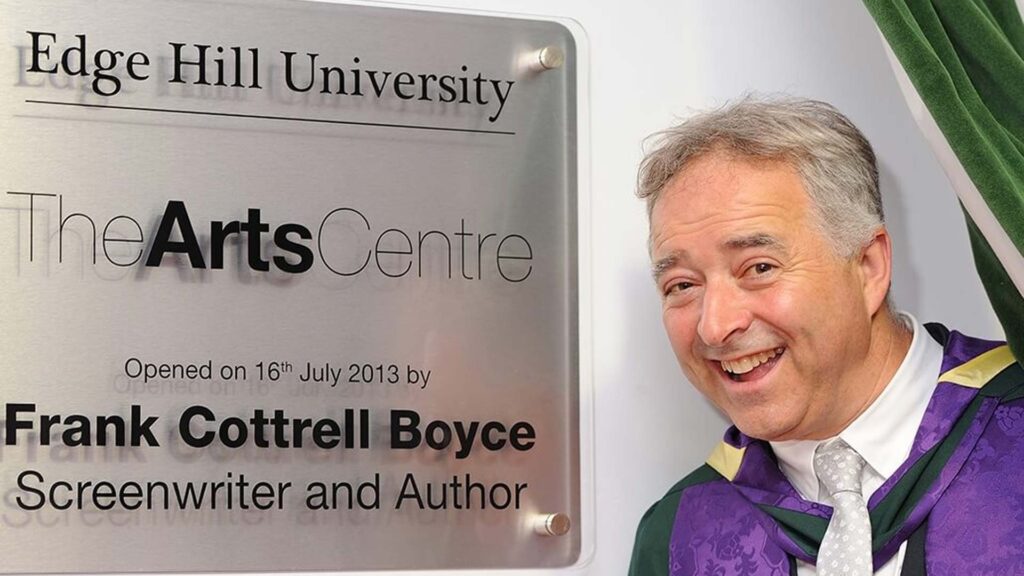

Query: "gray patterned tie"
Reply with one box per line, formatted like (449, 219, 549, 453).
(814, 439, 873, 576)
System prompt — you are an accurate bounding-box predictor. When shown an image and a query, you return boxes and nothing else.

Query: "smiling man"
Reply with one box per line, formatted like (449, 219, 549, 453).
(628, 97, 1024, 576)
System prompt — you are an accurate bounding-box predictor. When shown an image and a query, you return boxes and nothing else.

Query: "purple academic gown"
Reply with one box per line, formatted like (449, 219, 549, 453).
(629, 326, 1024, 576)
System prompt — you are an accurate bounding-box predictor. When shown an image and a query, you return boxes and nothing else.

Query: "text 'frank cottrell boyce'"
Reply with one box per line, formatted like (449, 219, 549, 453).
(4, 404, 537, 460)
(25, 32, 518, 122)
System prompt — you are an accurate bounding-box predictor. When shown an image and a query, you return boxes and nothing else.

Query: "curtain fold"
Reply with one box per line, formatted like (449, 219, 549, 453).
(863, 0, 1024, 360)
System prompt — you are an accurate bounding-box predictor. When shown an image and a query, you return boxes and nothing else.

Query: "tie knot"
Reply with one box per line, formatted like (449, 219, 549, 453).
(814, 439, 866, 497)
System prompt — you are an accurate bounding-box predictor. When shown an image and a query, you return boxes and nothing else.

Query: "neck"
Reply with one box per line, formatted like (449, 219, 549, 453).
(818, 309, 913, 440)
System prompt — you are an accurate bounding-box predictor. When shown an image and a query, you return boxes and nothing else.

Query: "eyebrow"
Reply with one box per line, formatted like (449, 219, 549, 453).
(722, 233, 785, 251)
(651, 233, 785, 282)
(651, 250, 684, 282)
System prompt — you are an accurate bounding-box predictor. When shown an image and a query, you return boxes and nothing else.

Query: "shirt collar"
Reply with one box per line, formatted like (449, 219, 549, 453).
(769, 313, 944, 500)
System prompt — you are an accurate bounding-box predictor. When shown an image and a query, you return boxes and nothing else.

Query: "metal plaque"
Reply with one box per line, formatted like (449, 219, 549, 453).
(0, 0, 581, 571)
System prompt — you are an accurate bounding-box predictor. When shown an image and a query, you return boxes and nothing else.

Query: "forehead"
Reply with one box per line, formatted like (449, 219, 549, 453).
(649, 153, 813, 257)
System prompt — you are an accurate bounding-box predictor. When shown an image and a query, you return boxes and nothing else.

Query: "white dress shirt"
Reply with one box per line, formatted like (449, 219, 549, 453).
(770, 314, 944, 576)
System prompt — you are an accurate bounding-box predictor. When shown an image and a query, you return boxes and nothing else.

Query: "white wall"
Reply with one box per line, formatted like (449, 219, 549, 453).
(214, 1, 1002, 575)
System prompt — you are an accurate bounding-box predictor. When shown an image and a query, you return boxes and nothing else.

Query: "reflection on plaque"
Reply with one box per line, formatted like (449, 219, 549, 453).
(0, 0, 581, 571)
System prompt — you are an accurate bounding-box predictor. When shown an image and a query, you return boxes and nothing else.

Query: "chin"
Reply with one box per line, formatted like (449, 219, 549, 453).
(730, 413, 798, 442)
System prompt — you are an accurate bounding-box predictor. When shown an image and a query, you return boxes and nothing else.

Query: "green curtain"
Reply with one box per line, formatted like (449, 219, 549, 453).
(862, 0, 1024, 360)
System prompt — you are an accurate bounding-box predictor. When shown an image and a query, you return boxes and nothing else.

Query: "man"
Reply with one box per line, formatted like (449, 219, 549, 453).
(628, 97, 1024, 576)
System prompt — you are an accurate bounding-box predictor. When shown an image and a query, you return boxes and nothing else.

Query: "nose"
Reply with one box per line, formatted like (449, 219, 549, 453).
(696, 281, 753, 348)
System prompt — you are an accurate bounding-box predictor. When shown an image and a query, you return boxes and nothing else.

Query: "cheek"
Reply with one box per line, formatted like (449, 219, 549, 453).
(742, 289, 800, 342)
(663, 312, 718, 394)
(663, 310, 699, 358)
(756, 277, 835, 332)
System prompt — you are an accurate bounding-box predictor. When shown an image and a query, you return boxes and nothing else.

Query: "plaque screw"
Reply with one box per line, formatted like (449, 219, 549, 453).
(533, 513, 571, 536)
(537, 46, 565, 70)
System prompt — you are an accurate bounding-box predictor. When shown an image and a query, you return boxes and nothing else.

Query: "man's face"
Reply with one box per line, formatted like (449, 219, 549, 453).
(650, 152, 875, 441)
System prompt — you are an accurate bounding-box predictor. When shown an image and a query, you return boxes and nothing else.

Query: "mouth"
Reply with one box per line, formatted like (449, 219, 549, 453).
(715, 347, 785, 383)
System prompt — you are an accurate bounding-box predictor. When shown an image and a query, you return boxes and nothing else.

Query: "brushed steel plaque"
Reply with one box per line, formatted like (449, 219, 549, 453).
(0, 0, 580, 571)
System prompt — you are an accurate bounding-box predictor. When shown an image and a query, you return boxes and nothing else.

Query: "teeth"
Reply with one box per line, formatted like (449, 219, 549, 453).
(721, 348, 782, 375)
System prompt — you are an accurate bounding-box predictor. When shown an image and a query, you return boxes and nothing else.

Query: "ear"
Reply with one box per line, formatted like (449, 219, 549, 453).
(857, 227, 893, 317)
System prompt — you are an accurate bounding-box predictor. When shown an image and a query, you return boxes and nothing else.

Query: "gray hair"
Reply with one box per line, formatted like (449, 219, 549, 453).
(637, 96, 883, 259)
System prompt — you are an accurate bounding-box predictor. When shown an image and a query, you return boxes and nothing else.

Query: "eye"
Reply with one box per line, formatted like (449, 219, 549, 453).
(665, 280, 694, 295)
(742, 261, 778, 280)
